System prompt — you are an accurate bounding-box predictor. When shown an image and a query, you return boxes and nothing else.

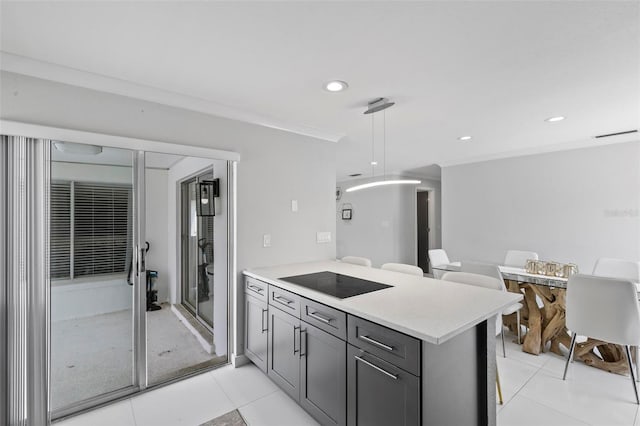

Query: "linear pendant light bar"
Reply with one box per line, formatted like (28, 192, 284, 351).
(347, 98, 421, 193)
(346, 179, 422, 192)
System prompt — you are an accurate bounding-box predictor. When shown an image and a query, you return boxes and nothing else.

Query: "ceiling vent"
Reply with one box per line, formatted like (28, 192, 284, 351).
(594, 129, 638, 139)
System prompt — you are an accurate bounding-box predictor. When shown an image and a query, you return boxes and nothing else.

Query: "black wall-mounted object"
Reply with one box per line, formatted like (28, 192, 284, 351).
(197, 178, 219, 217)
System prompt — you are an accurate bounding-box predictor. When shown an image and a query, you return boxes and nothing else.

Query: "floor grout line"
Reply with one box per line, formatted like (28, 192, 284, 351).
(128, 398, 139, 426)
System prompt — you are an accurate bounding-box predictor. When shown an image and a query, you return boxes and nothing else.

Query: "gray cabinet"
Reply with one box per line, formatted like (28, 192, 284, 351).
(268, 304, 302, 401)
(245, 293, 268, 373)
(300, 321, 347, 426)
(347, 344, 420, 426)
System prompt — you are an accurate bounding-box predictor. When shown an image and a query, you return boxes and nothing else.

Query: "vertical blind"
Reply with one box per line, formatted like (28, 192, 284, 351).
(50, 181, 132, 279)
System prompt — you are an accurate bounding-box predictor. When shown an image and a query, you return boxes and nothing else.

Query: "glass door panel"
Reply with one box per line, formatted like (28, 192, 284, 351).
(50, 144, 137, 413)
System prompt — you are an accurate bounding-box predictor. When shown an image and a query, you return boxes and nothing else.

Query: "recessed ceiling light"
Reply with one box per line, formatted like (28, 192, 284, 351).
(324, 80, 348, 92)
(370, 161, 378, 166)
(458, 136, 472, 141)
(545, 116, 565, 122)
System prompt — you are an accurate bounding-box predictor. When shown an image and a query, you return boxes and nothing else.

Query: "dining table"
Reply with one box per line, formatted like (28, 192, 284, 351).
(433, 262, 640, 377)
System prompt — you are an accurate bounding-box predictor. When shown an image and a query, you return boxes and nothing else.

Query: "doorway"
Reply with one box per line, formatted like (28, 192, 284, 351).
(181, 171, 215, 330)
(417, 191, 430, 273)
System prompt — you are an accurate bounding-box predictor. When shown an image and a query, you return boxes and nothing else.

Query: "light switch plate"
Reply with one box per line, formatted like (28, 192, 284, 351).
(291, 200, 298, 212)
(263, 234, 271, 247)
(316, 231, 331, 244)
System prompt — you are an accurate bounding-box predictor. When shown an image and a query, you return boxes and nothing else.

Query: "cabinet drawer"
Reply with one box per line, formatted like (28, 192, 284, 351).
(348, 315, 421, 376)
(269, 285, 301, 317)
(245, 276, 268, 302)
(301, 298, 347, 340)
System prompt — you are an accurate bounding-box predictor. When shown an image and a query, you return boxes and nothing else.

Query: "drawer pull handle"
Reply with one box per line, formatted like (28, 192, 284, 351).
(308, 311, 332, 324)
(274, 295, 294, 305)
(248, 284, 264, 294)
(354, 355, 398, 380)
(360, 335, 394, 351)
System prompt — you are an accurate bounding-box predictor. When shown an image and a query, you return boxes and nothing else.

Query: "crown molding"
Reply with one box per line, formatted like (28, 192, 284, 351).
(0, 51, 344, 143)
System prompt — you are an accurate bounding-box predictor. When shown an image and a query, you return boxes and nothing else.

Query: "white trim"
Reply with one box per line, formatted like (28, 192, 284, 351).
(0, 120, 241, 162)
(1, 52, 343, 143)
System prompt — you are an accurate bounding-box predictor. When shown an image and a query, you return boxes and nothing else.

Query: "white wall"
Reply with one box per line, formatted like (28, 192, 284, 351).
(145, 168, 170, 303)
(336, 175, 441, 268)
(51, 279, 132, 322)
(441, 141, 640, 272)
(1, 71, 337, 360)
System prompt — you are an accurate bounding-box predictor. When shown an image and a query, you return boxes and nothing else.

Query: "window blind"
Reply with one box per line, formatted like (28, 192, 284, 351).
(50, 182, 71, 279)
(73, 183, 132, 278)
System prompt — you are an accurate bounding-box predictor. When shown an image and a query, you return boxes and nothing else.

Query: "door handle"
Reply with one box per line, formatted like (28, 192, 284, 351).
(293, 326, 301, 354)
(354, 355, 398, 380)
(300, 329, 307, 357)
(261, 309, 268, 333)
(359, 335, 394, 352)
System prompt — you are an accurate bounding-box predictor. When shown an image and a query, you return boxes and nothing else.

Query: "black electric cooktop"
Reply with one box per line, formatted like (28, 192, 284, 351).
(279, 271, 392, 299)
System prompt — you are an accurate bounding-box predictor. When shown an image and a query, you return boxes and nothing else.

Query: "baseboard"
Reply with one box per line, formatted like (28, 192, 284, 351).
(232, 354, 250, 367)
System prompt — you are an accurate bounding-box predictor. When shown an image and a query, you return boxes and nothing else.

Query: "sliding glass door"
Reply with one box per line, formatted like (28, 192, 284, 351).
(2, 132, 233, 424)
(49, 144, 144, 416)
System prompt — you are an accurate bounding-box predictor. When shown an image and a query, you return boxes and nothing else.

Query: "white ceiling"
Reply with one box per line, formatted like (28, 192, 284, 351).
(2, 1, 638, 181)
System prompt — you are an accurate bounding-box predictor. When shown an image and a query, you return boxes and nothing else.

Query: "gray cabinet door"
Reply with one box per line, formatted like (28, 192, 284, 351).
(347, 344, 420, 426)
(245, 293, 268, 373)
(268, 305, 301, 401)
(300, 322, 347, 426)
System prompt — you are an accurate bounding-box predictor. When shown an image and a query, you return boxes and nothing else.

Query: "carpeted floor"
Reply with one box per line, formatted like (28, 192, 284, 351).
(51, 304, 226, 410)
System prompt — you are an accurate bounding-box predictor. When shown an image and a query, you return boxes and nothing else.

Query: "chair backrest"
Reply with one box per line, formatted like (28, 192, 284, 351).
(566, 274, 640, 346)
(461, 261, 506, 291)
(504, 250, 539, 268)
(592, 258, 640, 282)
(428, 249, 450, 267)
(341, 256, 372, 267)
(381, 263, 424, 277)
(441, 271, 503, 335)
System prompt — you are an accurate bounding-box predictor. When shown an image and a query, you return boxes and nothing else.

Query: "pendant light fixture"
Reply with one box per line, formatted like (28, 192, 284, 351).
(346, 98, 421, 193)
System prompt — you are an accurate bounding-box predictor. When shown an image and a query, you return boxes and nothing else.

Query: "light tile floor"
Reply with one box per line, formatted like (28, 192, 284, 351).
(56, 334, 640, 426)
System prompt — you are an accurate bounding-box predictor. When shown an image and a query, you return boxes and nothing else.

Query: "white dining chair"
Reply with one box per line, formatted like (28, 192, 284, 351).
(341, 256, 372, 267)
(593, 258, 640, 282)
(381, 263, 424, 277)
(503, 250, 539, 268)
(563, 274, 640, 404)
(461, 261, 524, 354)
(428, 249, 450, 279)
(441, 271, 506, 404)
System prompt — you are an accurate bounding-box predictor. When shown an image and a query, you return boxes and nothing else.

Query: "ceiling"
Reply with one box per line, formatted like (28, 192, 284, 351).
(2, 1, 638, 181)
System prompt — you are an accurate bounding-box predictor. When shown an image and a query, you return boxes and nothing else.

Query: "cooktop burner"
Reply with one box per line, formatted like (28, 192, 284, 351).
(279, 271, 392, 299)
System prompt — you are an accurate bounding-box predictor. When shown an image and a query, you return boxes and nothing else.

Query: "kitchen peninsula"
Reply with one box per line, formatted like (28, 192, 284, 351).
(243, 261, 523, 426)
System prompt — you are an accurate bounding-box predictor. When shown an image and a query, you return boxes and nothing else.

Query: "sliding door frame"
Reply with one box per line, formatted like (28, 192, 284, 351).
(1, 120, 240, 424)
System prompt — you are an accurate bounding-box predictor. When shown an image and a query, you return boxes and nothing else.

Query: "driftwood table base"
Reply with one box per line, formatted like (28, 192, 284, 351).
(503, 280, 632, 376)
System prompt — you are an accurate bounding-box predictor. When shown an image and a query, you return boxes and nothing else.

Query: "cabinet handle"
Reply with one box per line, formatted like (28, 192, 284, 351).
(248, 284, 264, 294)
(354, 355, 398, 380)
(300, 329, 307, 357)
(359, 335, 394, 352)
(293, 326, 301, 354)
(261, 309, 268, 333)
(274, 295, 294, 305)
(308, 311, 332, 324)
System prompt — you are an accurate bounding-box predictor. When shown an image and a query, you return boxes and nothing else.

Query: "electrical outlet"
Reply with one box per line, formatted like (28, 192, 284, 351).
(263, 234, 271, 247)
(291, 200, 298, 212)
(316, 231, 331, 244)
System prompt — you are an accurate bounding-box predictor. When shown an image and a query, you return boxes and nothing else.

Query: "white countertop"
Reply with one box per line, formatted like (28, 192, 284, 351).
(244, 261, 523, 345)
